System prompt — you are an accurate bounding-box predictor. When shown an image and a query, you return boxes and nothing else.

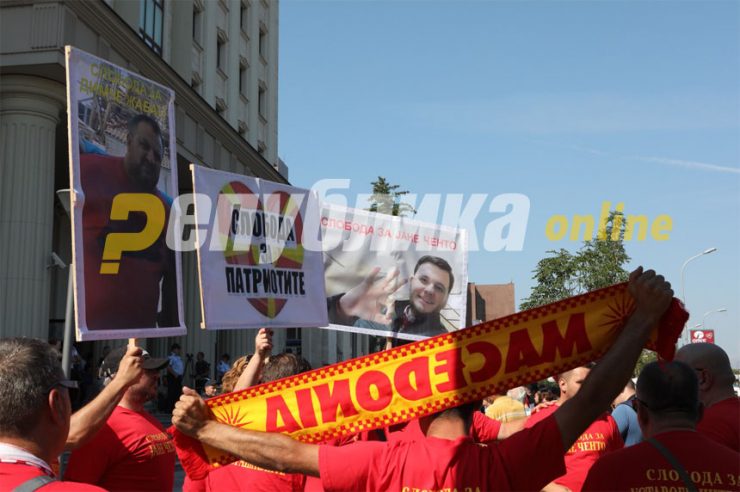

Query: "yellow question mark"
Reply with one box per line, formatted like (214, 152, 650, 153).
(99, 193, 165, 275)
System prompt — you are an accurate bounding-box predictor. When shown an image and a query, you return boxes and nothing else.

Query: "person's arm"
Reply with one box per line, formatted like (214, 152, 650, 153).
(553, 267, 673, 452)
(497, 418, 527, 439)
(233, 328, 273, 391)
(173, 387, 320, 475)
(65, 345, 143, 450)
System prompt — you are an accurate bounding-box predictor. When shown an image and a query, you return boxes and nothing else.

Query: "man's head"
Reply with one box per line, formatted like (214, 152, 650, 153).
(203, 379, 218, 397)
(557, 366, 592, 402)
(409, 256, 454, 316)
(101, 346, 168, 405)
(196, 351, 204, 361)
(0, 338, 74, 459)
(421, 400, 480, 435)
(170, 343, 181, 355)
(675, 343, 736, 406)
(124, 114, 163, 191)
(635, 361, 702, 437)
(261, 353, 312, 384)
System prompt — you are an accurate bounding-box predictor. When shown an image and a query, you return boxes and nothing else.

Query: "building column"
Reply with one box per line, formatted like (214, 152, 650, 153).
(0, 75, 65, 338)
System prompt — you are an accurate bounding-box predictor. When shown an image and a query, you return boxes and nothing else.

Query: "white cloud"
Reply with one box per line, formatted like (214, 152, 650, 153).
(631, 156, 740, 175)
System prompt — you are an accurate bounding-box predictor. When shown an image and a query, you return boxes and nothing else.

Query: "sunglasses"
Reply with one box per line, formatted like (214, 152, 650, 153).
(47, 379, 80, 401)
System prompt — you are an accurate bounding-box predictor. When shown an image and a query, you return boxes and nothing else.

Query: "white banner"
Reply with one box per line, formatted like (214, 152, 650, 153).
(191, 165, 328, 329)
(321, 205, 468, 342)
(66, 46, 185, 341)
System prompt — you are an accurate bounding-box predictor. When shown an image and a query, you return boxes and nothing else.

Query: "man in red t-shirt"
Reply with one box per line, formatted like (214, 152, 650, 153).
(675, 343, 739, 452)
(583, 360, 740, 491)
(173, 268, 673, 491)
(526, 366, 623, 492)
(80, 113, 179, 330)
(0, 338, 105, 491)
(64, 347, 176, 491)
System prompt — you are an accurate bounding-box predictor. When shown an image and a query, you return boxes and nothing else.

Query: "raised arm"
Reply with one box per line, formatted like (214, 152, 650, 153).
(553, 267, 673, 451)
(66, 345, 143, 450)
(173, 387, 319, 476)
(233, 328, 273, 391)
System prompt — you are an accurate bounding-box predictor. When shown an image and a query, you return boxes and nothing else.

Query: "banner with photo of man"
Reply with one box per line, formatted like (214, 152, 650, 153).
(65, 46, 185, 341)
(191, 165, 328, 329)
(322, 204, 468, 343)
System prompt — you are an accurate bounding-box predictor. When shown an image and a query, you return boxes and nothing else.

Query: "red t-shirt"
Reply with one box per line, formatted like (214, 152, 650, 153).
(0, 462, 105, 491)
(526, 404, 623, 492)
(582, 430, 740, 491)
(319, 415, 565, 492)
(64, 406, 176, 491)
(697, 396, 740, 452)
(80, 153, 174, 330)
(204, 460, 305, 491)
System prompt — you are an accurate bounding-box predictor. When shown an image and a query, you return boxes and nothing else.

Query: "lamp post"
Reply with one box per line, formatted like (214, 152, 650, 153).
(702, 307, 727, 329)
(679, 247, 717, 346)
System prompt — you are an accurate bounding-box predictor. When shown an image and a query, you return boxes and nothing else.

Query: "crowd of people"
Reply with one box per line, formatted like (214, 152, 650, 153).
(1, 268, 738, 491)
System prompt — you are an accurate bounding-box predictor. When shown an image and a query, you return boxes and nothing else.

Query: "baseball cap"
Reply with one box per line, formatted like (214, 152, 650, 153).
(100, 346, 169, 378)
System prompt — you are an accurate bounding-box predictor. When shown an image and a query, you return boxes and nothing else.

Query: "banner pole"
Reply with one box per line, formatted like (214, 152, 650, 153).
(61, 263, 74, 379)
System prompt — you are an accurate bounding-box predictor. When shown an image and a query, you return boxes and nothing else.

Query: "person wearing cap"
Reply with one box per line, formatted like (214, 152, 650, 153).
(203, 379, 219, 397)
(64, 346, 176, 491)
(0, 337, 105, 491)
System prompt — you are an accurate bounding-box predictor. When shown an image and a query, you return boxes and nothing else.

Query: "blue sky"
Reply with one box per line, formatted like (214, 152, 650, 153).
(278, 0, 740, 365)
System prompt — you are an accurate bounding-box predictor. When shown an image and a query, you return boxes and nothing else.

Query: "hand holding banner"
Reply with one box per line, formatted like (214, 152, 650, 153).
(171, 281, 687, 476)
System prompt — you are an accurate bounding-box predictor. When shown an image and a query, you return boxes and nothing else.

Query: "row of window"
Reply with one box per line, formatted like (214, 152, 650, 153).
(137, 1, 269, 152)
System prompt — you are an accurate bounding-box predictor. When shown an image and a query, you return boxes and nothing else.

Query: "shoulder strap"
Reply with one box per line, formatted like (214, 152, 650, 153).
(647, 437, 698, 492)
(12, 475, 55, 492)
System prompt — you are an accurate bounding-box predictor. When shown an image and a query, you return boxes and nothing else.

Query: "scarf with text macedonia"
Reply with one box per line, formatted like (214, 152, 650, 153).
(171, 282, 687, 478)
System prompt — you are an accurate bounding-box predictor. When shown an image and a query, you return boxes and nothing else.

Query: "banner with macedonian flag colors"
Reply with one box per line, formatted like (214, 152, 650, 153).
(191, 165, 328, 329)
(172, 282, 687, 476)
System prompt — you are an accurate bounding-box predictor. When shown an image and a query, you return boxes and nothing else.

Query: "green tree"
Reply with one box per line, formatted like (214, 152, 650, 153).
(368, 176, 416, 217)
(520, 212, 630, 310)
(633, 349, 658, 378)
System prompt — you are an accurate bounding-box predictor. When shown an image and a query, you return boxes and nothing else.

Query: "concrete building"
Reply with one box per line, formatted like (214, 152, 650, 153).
(0, 0, 285, 373)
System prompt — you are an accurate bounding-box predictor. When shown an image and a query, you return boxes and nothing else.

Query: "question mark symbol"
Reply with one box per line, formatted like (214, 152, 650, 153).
(100, 193, 165, 275)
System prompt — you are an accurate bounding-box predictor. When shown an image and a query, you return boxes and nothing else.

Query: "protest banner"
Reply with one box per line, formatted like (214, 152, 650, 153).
(322, 204, 468, 342)
(65, 46, 185, 341)
(190, 165, 328, 329)
(171, 283, 688, 475)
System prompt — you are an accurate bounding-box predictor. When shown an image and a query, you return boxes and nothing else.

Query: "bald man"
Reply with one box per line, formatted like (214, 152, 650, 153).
(526, 366, 623, 492)
(675, 343, 739, 452)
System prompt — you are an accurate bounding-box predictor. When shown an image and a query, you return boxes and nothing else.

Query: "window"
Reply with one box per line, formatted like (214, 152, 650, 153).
(240, 1, 249, 32)
(192, 5, 203, 45)
(258, 25, 267, 60)
(139, 0, 164, 55)
(258, 85, 266, 119)
(239, 60, 248, 98)
(217, 29, 227, 72)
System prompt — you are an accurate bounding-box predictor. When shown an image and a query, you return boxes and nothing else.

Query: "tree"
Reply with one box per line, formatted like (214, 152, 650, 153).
(520, 212, 630, 310)
(368, 176, 416, 217)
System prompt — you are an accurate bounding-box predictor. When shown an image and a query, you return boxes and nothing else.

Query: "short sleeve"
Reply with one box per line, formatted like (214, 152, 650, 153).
(494, 415, 566, 491)
(470, 411, 501, 443)
(319, 441, 386, 492)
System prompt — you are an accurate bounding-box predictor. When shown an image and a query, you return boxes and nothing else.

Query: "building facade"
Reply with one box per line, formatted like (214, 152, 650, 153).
(0, 0, 285, 373)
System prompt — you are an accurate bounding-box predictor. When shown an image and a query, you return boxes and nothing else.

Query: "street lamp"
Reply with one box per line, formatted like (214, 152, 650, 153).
(679, 247, 717, 345)
(702, 307, 727, 329)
